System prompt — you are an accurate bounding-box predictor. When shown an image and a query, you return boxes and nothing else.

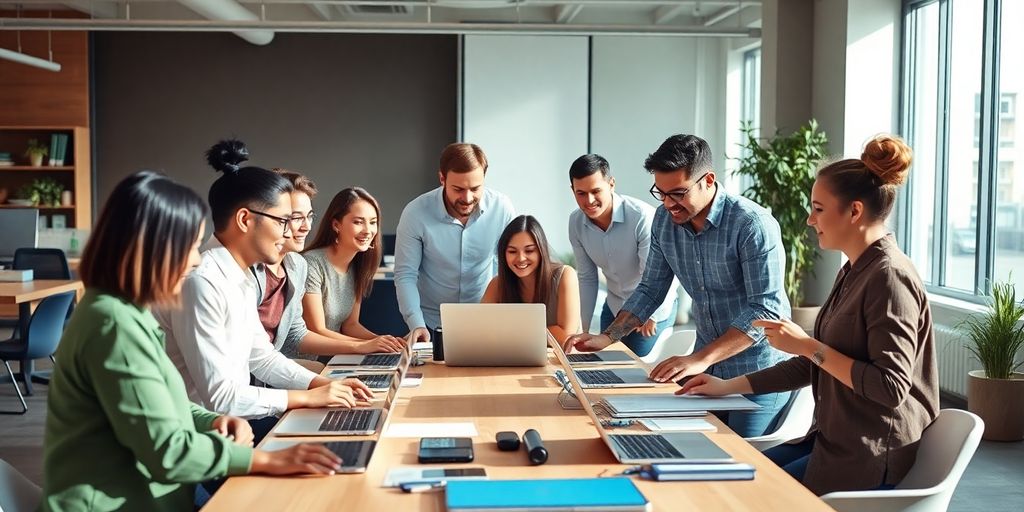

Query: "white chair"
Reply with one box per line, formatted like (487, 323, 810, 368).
(821, 409, 984, 512)
(745, 385, 815, 451)
(0, 458, 41, 512)
(640, 329, 696, 365)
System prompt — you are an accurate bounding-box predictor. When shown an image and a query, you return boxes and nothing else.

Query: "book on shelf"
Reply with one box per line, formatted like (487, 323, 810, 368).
(49, 134, 58, 166)
(56, 134, 69, 166)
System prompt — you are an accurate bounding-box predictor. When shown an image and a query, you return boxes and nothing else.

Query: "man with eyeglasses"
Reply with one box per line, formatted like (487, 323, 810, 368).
(563, 134, 792, 437)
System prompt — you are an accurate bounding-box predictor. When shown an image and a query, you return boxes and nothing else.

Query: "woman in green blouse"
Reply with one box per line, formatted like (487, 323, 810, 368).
(42, 171, 344, 512)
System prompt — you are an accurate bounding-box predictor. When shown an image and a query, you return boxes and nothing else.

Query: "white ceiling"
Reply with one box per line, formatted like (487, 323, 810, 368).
(1, 1, 762, 39)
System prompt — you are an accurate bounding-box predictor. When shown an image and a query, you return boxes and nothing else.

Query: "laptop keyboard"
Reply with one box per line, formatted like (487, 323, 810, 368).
(362, 354, 401, 367)
(609, 434, 683, 460)
(321, 440, 375, 466)
(318, 409, 377, 433)
(577, 370, 624, 385)
(356, 374, 393, 388)
(567, 353, 602, 363)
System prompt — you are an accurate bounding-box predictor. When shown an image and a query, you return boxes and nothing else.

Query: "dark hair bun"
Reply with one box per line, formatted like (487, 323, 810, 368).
(206, 139, 249, 175)
(861, 135, 912, 186)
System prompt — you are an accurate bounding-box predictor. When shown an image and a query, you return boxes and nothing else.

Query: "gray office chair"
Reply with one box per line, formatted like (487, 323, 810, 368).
(0, 458, 41, 512)
(0, 292, 74, 413)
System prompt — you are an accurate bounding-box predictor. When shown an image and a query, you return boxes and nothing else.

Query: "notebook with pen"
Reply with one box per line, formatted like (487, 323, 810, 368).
(445, 478, 650, 511)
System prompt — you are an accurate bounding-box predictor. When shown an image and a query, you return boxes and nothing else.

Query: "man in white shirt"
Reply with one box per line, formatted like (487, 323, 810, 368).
(567, 154, 678, 356)
(155, 142, 369, 441)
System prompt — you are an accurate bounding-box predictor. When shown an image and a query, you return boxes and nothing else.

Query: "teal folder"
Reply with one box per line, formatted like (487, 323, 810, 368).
(445, 478, 650, 511)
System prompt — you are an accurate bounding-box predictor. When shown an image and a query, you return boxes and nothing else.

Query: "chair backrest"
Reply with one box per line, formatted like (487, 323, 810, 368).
(896, 408, 984, 491)
(0, 458, 41, 512)
(23, 292, 75, 360)
(640, 329, 696, 365)
(13, 248, 71, 280)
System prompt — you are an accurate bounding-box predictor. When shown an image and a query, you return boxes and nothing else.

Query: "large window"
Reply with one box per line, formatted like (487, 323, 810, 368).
(902, 0, 1021, 299)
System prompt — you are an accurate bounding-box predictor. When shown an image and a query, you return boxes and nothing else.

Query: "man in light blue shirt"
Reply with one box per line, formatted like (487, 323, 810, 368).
(564, 134, 791, 437)
(567, 154, 678, 357)
(395, 143, 516, 342)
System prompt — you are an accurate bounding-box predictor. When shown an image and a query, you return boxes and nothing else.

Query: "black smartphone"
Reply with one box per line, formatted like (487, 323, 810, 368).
(418, 437, 474, 463)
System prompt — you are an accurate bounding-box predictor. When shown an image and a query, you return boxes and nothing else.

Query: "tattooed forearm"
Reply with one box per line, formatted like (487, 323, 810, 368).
(602, 312, 642, 342)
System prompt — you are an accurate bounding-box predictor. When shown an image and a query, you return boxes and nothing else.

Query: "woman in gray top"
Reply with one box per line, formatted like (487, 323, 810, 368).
(482, 215, 581, 344)
(680, 135, 939, 495)
(255, 173, 403, 362)
(301, 187, 405, 354)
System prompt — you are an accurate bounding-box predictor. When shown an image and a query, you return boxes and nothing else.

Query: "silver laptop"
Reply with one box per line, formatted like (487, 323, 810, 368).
(599, 393, 761, 418)
(566, 350, 636, 366)
(550, 337, 734, 464)
(327, 352, 403, 369)
(272, 349, 409, 436)
(260, 439, 377, 473)
(574, 368, 656, 389)
(440, 303, 548, 367)
(326, 369, 395, 392)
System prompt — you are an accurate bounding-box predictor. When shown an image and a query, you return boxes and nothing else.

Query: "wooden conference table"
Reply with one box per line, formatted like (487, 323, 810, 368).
(205, 344, 831, 511)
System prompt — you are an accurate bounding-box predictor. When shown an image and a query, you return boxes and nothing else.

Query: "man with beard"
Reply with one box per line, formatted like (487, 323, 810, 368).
(394, 143, 516, 343)
(563, 134, 792, 437)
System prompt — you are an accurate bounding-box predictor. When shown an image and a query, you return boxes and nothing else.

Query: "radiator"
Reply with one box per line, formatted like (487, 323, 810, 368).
(933, 324, 983, 399)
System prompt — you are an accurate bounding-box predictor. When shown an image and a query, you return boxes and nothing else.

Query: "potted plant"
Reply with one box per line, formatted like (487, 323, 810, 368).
(24, 139, 48, 167)
(733, 120, 829, 332)
(18, 178, 65, 207)
(959, 279, 1024, 441)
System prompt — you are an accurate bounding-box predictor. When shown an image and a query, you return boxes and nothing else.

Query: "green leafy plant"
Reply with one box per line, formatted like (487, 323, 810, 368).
(733, 120, 829, 306)
(18, 178, 64, 207)
(958, 280, 1024, 380)
(23, 139, 49, 159)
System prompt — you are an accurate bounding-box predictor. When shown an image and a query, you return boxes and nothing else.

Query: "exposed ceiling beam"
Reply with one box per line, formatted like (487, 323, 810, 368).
(61, 1, 118, 18)
(653, 4, 686, 25)
(704, 3, 746, 27)
(554, 4, 583, 24)
(308, 3, 334, 20)
(0, 16, 762, 37)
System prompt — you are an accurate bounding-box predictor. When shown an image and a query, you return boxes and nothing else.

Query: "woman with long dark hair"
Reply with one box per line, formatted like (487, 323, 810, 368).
(42, 171, 344, 511)
(301, 187, 406, 352)
(481, 215, 581, 343)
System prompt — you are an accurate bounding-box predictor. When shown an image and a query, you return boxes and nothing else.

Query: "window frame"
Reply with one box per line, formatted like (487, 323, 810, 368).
(899, 0, 1004, 302)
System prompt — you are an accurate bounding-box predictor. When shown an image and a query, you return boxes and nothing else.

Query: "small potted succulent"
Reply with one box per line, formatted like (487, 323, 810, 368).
(24, 139, 49, 167)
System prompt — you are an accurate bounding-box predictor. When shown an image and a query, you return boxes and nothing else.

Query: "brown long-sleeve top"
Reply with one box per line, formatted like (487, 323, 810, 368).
(745, 234, 939, 495)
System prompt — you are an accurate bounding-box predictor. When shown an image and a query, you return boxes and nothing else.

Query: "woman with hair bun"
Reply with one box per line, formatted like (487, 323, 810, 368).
(679, 134, 939, 495)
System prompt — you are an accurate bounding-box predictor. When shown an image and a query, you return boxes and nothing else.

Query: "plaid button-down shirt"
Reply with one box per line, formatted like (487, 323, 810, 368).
(621, 184, 791, 379)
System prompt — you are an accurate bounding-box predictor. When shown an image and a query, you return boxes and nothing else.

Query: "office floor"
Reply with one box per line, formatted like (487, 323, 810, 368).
(1, 329, 1022, 511)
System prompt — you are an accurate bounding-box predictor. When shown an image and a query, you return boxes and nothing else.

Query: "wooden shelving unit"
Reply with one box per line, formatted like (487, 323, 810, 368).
(0, 126, 91, 228)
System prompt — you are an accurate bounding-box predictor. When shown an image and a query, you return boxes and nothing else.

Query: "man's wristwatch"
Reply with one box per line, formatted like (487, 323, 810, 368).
(810, 344, 826, 366)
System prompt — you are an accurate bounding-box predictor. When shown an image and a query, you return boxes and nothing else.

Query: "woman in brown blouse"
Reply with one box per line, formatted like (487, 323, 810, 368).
(679, 134, 939, 495)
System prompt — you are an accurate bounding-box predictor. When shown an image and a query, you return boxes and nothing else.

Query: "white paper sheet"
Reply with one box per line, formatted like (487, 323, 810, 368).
(383, 422, 479, 438)
(640, 418, 717, 432)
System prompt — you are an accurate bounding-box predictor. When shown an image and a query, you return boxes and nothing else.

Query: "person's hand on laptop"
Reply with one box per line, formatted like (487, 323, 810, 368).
(675, 373, 753, 396)
(409, 327, 431, 344)
(302, 380, 363, 408)
(251, 444, 342, 476)
(359, 335, 406, 354)
(649, 354, 710, 383)
(339, 377, 374, 403)
(561, 333, 613, 354)
(211, 415, 254, 446)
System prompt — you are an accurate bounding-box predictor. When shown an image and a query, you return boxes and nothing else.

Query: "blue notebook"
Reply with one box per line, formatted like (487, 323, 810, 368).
(446, 478, 650, 511)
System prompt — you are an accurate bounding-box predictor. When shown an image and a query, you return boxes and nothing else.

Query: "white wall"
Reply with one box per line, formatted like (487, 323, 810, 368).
(590, 36, 729, 203)
(461, 35, 589, 257)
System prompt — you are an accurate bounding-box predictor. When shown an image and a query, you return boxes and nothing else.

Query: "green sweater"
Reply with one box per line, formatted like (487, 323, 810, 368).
(42, 291, 253, 511)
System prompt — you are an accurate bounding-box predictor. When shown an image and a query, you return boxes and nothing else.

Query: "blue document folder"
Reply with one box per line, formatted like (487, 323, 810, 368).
(446, 477, 650, 511)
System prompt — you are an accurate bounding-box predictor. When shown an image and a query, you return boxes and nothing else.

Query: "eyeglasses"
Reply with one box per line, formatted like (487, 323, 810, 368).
(248, 209, 293, 236)
(649, 172, 710, 204)
(289, 212, 317, 228)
